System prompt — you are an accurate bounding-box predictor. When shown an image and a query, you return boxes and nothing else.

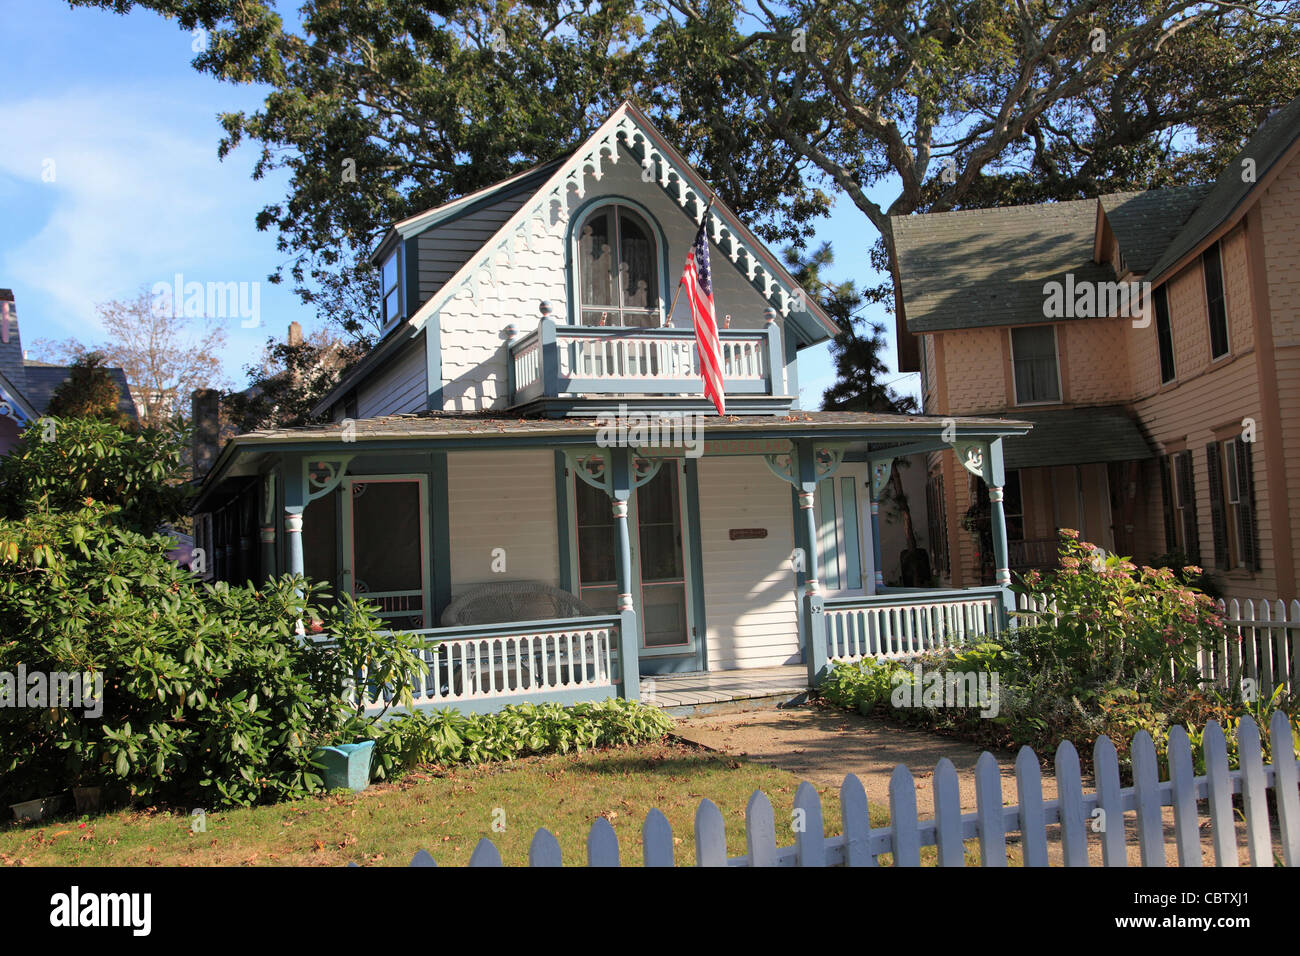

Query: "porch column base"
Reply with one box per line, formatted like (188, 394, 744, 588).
(284, 509, 304, 577)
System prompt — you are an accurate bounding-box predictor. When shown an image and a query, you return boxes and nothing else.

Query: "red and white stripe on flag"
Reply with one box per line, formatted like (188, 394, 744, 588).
(682, 219, 726, 415)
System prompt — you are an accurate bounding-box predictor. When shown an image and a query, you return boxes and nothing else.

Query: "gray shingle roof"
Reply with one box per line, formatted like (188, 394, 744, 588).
(22, 363, 138, 421)
(1099, 185, 1211, 274)
(235, 408, 1032, 445)
(892, 198, 1115, 333)
(1146, 95, 1300, 284)
(1001, 405, 1152, 470)
(892, 93, 1300, 334)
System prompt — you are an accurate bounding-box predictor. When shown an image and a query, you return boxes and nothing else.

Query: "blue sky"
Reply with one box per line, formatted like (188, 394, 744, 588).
(0, 1, 920, 407)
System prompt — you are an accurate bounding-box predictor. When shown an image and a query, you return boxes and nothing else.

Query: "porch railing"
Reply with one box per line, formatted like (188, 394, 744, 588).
(822, 587, 1008, 664)
(349, 615, 622, 712)
(508, 317, 786, 405)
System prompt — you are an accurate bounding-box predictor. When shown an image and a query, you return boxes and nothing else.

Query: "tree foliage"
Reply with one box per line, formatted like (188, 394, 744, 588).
(68, 0, 1300, 403)
(223, 326, 368, 430)
(44, 353, 130, 427)
(0, 417, 191, 534)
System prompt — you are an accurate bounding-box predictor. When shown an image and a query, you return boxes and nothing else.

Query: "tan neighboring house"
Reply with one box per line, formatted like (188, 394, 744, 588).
(892, 95, 1300, 601)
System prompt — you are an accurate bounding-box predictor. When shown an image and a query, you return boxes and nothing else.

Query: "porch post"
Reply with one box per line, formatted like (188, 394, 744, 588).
(283, 456, 306, 579)
(987, 438, 1014, 614)
(610, 448, 641, 701)
(870, 498, 885, 590)
(795, 440, 828, 687)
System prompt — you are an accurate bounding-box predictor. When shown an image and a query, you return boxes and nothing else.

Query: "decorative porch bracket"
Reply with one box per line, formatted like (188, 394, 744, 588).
(566, 448, 662, 498)
(864, 457, 894, 591)
(953, 438, 1014, 611)
(306, 455, 354, 504)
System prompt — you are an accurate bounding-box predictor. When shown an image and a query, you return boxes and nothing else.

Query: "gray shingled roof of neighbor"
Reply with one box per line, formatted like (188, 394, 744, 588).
(1099, 184, 1212, 274)
(1147, 95, 1300, 284)
(891, 197, 1116, 333)
(999, 405, 1152, 470)
(22, 363, 138, 421)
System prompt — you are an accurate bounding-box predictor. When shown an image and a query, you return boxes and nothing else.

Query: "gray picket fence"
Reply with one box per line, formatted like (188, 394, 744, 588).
(392, 712, 1298, 867)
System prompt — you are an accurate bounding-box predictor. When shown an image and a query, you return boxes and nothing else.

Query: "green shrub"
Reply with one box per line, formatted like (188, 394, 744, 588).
(0, 503, 424, 808)
(0, 416, 190, 533)
(1012, 530, 1222, 688)
(367, 698, 674, 778)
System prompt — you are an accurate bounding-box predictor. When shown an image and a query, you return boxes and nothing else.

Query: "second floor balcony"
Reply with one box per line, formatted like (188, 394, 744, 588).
(506, 311, 792, 416)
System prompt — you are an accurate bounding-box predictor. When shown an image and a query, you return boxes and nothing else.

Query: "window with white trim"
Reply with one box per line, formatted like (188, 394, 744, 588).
(380, 250, 402, 328)
(576, 204, 661, 327)
(1010, 325, 1061, 404)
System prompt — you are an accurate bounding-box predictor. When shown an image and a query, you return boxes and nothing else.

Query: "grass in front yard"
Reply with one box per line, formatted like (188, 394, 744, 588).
(0, 741, 891, 867)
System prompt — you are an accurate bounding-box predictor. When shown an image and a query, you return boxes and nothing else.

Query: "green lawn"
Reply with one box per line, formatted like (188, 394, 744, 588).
(0, 740, 892, 867)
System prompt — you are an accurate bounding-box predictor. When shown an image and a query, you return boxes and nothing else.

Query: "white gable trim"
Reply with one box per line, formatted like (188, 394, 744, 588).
(405, 103, 839, 346)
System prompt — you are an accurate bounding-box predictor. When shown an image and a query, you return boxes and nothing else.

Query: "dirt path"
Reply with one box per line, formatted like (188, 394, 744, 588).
(673, 703, 1048, 811)
(673, 703, 1275, 866)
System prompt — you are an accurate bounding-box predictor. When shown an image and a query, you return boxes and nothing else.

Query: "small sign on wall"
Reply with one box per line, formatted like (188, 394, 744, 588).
(729, 528, 768, 541)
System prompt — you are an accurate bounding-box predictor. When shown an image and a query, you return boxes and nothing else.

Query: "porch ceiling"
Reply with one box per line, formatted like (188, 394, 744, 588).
(192, 409, 1032, 511)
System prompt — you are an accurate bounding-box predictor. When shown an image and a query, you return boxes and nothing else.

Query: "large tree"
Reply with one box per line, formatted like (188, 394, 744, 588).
(33, 288, 228, 428)
(71, 0, 1300, 397)
(70, 0, 653, 339)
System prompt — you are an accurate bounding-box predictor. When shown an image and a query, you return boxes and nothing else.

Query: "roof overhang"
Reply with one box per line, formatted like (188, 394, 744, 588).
(193, 411, 1032, 513)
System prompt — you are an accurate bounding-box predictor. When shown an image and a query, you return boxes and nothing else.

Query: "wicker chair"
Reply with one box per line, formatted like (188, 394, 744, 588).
(439, 581, 594, 627)
(435, 582, 598, 696)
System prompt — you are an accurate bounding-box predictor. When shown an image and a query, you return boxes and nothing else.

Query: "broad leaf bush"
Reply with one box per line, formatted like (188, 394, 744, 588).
(0, 504, 424, 808)
(367, 699, 675, 778)
(0, 417, 190, 533)
(1013, 530, 1222, 687)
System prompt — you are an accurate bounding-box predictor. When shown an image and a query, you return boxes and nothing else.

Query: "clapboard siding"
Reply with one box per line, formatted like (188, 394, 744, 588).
(355, 335, 428, 419)
(436, 142, 784, 412)
(698, 456, 800, 669)
(414, 196, 531, 307)
(1133, 353, 1274, 597)
(446, 449, 560, 594)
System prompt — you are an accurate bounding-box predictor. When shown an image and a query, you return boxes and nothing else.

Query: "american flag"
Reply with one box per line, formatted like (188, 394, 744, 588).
(682, 216, 726, 415)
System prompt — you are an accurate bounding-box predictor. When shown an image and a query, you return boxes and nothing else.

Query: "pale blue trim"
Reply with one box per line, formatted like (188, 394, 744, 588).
(554, 451, 574, 592)
(818, 477, 840, 589)
(840, 477, 862, 588)
(684, 458, 709, 672)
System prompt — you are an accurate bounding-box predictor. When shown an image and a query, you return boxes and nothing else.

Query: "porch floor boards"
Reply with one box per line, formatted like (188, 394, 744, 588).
(641, 665, 810, 715)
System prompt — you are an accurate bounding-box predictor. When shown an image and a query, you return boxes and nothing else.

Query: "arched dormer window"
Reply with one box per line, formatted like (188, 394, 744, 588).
(575, 203, 662, 327)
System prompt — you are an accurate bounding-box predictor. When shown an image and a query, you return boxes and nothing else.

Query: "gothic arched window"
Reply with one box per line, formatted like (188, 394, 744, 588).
(575, 204, 661, 327)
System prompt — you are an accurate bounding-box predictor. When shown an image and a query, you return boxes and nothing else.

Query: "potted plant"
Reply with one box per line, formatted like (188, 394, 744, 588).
(309, 739, 376, 793)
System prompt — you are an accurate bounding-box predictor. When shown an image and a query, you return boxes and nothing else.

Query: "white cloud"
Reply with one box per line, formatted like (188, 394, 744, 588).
(0, 84, 284, 344)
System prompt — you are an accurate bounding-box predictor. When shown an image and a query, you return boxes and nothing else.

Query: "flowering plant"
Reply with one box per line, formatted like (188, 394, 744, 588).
(1012, 530, 1223, 687)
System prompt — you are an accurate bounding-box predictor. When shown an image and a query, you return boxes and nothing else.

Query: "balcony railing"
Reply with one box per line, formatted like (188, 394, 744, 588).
(507, 315, 786, 408)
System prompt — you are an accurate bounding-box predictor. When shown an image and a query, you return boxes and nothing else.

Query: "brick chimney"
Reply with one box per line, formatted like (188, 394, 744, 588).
(288, 321, 303, 346)
(191, 388, 221, 478)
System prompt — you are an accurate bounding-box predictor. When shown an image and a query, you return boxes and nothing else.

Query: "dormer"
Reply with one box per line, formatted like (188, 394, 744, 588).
(313, 104, 840, 421)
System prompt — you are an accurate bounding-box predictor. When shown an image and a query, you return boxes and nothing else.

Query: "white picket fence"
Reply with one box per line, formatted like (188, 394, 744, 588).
(1015, 593, 1300, 697)
(391, 712, 1298, 867)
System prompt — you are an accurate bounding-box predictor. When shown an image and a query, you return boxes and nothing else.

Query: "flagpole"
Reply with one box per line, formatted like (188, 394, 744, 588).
(666, 194, 716, 325)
